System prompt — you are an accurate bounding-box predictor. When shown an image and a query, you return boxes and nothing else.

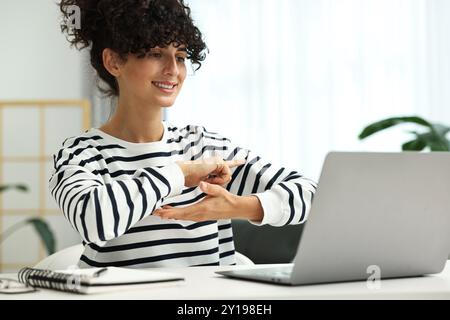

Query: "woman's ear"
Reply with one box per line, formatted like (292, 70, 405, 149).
(102, 48, 123, 77)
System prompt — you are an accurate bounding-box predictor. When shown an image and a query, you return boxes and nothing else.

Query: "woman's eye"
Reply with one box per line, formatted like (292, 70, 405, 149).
(177, 56, 186, 63)
(149, 52, 162, 58)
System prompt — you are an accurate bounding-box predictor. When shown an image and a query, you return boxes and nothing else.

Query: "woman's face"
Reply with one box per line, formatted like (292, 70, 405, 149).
(117, 43, 188, 108)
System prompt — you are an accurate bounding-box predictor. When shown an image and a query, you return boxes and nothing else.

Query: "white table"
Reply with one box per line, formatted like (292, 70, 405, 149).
(1, 262, 450, 300)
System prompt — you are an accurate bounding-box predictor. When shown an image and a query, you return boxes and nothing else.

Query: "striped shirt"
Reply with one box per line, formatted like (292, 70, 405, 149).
(49, 121, 317, 268)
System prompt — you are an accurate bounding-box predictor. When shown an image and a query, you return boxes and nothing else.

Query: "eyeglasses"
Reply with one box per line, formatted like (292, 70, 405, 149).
(0, 278, 38, 294)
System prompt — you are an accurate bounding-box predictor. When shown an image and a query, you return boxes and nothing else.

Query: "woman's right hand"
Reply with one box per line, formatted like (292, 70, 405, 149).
(176, 156, 246, 187)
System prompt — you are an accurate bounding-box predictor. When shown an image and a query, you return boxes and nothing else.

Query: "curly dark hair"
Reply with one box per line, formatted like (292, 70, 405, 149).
(59, 0, 208, 96)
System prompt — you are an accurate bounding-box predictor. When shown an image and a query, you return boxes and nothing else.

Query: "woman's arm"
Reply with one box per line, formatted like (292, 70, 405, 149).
(154, 181, 264, 222)
(50, 143, 243, 247)
(154, 129, 317, 226)
(224, 147, 317, 226)
(50, 162, 185, 247)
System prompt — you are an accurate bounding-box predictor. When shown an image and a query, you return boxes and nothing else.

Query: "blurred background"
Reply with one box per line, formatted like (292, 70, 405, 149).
(1, 0, 450, 272)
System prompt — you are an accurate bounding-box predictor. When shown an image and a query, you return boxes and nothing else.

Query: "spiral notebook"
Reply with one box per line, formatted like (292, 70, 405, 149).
(18, 267, 185, 294)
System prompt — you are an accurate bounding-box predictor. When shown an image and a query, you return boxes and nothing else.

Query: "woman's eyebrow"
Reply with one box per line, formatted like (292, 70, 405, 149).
(177, 47, 187, 52)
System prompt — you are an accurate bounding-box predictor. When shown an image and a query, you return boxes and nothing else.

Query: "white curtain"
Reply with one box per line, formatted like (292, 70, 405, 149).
(165, 0, 450, 181)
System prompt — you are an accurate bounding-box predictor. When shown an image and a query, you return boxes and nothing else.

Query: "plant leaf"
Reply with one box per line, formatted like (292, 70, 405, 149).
(402, 139, 426, 151)
(26, 218, 56, 255)
(431, 124, 450, 137)
(359, 116, 432, 140)
(415, 131, 450, 151)
(429, 141, 450, 151)
(0, 184, 29, 193)
(427, 124, 450, 151)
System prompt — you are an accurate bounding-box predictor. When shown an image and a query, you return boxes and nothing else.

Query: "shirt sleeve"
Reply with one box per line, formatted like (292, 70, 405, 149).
(221, 139, 317, 227)
(49, 142, 185, 247)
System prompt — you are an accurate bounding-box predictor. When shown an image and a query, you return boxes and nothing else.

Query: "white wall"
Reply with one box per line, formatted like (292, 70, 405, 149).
(171, 0, 450, 181)
(0, 0, 88, 99)
(0, 0, 89, 270)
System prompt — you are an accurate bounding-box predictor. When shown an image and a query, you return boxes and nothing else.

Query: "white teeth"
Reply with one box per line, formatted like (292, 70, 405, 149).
(153, 82, 175, 90)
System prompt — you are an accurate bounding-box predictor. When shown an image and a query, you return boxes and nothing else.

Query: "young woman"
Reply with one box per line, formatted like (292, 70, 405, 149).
(51, 0, 317, 268)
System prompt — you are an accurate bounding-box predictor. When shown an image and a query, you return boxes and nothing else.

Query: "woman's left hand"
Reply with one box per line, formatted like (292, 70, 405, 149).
(153, 181, 264, 222)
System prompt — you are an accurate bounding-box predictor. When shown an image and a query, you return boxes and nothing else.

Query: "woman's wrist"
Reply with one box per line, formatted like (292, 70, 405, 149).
(235, 195, 264, 222)
(175, 161, 191, 186)
(175, 161, 188, 177)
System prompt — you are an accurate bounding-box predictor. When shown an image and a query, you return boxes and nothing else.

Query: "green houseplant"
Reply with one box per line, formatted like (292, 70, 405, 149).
(358, 116, 450, 151)
(0, 184, 55, 255)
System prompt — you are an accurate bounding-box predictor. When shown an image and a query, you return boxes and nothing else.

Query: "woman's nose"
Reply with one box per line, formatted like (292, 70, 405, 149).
(163, 57, 179, 76)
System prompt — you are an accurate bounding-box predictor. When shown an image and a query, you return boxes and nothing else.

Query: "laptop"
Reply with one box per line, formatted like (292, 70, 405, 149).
(216, 152, 450, 285)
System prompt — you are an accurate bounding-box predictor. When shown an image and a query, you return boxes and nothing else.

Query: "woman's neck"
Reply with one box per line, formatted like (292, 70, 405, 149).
(100, 99, 165, 143)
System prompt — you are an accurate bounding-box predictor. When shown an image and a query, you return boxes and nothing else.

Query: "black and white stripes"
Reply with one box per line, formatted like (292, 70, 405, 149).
(48, 121, 316, 268)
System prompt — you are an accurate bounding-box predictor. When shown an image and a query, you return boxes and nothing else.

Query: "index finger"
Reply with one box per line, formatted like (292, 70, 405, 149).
(224, 159, 246, 168)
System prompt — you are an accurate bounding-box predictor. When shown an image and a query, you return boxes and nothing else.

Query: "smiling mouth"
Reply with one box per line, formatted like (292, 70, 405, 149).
(152, 81, 178, 90)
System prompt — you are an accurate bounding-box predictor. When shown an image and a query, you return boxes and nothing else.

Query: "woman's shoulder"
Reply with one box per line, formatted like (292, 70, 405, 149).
(58, 128, 106, 150)
(52, 129, 110, 169)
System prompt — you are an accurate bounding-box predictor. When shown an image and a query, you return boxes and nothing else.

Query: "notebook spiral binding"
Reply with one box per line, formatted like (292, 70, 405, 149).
(18, 267, 89, 293)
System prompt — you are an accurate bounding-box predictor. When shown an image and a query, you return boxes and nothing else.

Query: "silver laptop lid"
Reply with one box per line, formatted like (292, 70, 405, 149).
(291, 152, 450, 285)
